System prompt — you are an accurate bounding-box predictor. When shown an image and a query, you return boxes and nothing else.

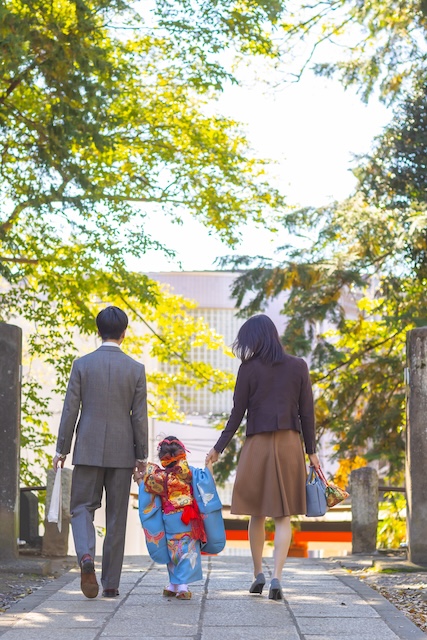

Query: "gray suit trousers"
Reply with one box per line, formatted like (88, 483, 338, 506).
(70, 465, 132, 590)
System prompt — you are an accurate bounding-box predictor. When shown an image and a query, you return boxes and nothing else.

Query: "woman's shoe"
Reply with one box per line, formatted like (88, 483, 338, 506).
(268, 578, 283, 601)
(176, 590, 192, 600)
(163, 588, 176, 597)
(249, 572, 266, 594)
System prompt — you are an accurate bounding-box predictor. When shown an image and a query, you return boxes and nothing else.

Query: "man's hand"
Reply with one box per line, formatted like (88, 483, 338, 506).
(53, 454, 66, 471)
(133, 459, 146, 485)
(135, 459, 147, 472)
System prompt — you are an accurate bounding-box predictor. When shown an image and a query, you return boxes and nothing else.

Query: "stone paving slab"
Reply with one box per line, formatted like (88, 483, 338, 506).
(296, 617, 402, 637)
(125, 595, 203, 608)
(0, 619, 17, 630)
(101, 625, 198, 637)
(13, 610, 111, 628)
(202, 588, 254, 599)
(304, 636, 399, 640)
(291, 603, 380, 617)
(0, 555, 425, 640)
(203, 598, 294, 626)
(113, 603, 201, 622)
(101, 607, 199, 636)
(283, 587, 365, 606)
(0, 630, 99, 640)
(209, 583, 256, 591)
(283, 584, 356, 593)
(36, 600, 120, 613)
(201, 628, 300, 640)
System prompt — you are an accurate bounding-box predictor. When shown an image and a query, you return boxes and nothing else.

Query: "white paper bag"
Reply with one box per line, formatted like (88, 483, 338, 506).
(47, 467, 62, 532)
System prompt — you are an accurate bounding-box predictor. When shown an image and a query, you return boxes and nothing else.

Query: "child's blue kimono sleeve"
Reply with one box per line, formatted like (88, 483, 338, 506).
(191, 466, 226, 555)
(138, 485, 170, 564)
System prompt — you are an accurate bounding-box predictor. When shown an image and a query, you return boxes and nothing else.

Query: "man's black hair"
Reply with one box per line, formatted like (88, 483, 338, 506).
(96, 306, 128, 340)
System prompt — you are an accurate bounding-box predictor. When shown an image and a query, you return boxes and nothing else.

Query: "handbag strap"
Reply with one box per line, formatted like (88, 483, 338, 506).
(316, 466, 329, 487)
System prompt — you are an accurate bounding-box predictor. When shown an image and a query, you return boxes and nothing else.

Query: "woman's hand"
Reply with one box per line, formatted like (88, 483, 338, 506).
(206, 448, 219, 466)
(308, 453, 320, 470)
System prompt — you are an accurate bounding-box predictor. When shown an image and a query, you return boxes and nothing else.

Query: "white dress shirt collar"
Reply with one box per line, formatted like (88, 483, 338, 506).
(101, 341, 121, 349)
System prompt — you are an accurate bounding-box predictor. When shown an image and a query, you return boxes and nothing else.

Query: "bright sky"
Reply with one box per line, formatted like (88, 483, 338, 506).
(136, 64, 390, 273)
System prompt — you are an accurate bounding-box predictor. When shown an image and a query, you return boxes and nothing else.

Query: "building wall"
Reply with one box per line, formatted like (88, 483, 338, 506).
(149, 271, 287, 415)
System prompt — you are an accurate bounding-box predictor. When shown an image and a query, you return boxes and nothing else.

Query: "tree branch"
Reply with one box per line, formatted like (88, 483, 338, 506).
(286, 15, 355, 85)
(314, 329, 402, 382)
(62, 194, 179, 205)
(118, 294, 217, 385)
(0, 200, 39, 235)
(0, 255, 38, 264)
(0, 56, 46, 106)
(0, 187, 182, 236)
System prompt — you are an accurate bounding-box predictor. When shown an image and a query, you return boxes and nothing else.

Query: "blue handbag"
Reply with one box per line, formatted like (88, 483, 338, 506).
(191, 466, 226, 555)
(305, 466, 327, 517)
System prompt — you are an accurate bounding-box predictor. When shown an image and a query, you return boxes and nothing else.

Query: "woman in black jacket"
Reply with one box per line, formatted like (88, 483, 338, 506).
(206, 314, 320, 600)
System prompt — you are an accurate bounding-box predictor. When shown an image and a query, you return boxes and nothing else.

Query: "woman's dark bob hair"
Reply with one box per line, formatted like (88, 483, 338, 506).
(232, 314, 285, 365)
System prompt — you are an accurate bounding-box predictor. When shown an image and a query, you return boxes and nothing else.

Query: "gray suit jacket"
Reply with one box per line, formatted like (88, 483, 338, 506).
(56, 345, 148, 467)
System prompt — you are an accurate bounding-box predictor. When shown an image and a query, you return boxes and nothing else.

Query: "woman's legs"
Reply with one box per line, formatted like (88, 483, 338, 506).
(272, 516, 292, 580)
(248, 515, 266, 576)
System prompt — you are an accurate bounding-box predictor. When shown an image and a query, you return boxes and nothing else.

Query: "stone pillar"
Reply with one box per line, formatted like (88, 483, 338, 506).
(20, 491, 41, 547)
(0, 323, 22, 560)
(42, 468, 73, 556)
(406, 327, 427, 565)
(351, 467, 378, 554)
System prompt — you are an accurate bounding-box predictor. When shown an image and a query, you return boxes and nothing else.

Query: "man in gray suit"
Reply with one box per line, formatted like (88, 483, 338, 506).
(53, 306, 148, 599)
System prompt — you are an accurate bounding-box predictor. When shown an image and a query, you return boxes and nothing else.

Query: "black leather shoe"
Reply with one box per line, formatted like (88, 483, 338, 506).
(268, 578, 283, 601)
(102, 588, 119, 598)
(249, 572, 266, 594)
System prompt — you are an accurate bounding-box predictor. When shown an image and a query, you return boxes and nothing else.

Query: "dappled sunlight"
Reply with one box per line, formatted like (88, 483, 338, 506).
(16, 611, 104, 628)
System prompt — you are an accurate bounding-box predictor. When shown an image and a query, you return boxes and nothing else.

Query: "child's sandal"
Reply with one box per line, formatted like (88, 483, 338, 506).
(163, 588, 176, 597)
(176, 590, 192, 600)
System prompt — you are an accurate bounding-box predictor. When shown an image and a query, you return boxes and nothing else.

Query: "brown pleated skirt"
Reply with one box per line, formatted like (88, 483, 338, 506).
(231, 430, 307, 518)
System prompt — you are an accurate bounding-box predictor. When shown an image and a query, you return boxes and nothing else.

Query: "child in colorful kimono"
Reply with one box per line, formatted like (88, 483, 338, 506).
(135, 436, 218, 600)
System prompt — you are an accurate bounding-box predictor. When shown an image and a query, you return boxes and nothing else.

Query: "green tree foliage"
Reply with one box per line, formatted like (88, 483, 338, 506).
(279, 0, 427, 102)
(0, 0, 287, 484)
(220, 84, 427, 476)
(204, 6, 427, 479)
(154, 0, 285, 59)
(377, 492, 406, 549)
(357, 82, 427, 211)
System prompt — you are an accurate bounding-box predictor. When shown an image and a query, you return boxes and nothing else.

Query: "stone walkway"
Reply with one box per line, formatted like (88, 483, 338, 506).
(0, 555, 425, 639)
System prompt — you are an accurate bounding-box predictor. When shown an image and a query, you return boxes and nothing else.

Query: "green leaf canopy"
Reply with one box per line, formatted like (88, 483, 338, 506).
(0, 0, 287, 483)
